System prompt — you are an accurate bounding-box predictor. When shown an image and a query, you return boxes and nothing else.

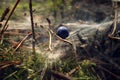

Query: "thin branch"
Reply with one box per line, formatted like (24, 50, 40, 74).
(0, 0, 20, 37)
(29, 0, 36, 53)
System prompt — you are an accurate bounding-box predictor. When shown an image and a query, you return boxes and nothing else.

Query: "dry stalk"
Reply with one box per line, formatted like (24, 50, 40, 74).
(46, 18, 53, 51)
(112, 2, 118, 35)
(0, 0, 21, 38)
(108, 34, 120, 40)
(48, 30, 53, 51)
(29, 0, 36, 53)
(109, 1, 120, 40)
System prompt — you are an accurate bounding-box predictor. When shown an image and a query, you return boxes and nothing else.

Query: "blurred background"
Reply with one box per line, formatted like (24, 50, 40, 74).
(0, 0, 113, 24)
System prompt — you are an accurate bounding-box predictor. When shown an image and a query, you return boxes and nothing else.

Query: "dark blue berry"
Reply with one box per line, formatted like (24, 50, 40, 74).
(57, 26, 69, 39)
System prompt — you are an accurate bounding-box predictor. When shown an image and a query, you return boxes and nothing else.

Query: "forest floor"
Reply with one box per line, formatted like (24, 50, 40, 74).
(5, 14, 113, 61)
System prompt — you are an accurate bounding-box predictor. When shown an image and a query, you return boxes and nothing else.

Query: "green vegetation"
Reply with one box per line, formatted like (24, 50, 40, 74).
(0, 33, 97, 79)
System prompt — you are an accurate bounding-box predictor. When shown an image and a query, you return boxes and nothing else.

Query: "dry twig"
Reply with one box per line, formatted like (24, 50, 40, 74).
(29, 0, 36, 53)
(0, 0, 20, 38)
(109, 1, 120, 40)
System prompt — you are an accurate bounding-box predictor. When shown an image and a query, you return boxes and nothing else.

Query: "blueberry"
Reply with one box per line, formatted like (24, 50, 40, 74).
(57, 26, 69, 39)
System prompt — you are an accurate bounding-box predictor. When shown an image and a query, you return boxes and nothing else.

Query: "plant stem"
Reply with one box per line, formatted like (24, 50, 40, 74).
(29, 0, 36, 53)
(112, 1, 118, 35)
